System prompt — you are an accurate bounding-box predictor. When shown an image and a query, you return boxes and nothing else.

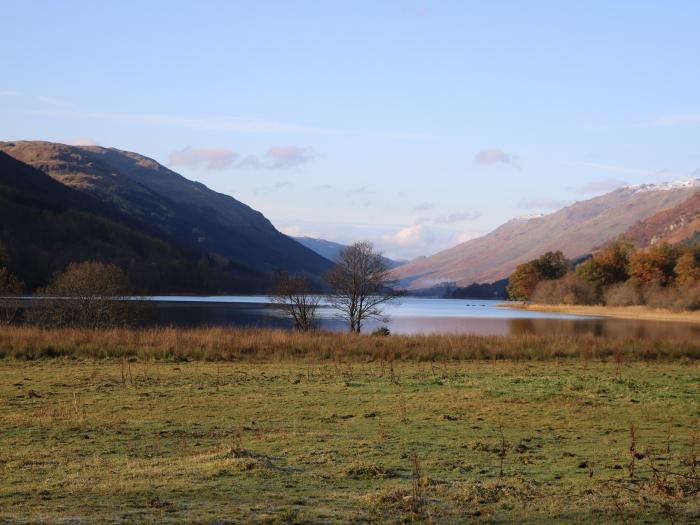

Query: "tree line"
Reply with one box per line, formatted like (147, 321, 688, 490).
(0, 241, 398, 333)
(507, 239, 700, 310)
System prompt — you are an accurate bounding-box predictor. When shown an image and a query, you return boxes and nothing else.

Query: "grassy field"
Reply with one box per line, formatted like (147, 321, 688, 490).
(0, 329, 699, 523)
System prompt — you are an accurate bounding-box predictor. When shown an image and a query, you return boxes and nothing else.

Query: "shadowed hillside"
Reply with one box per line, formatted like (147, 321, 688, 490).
(0, 141, 333, 281)
(0, 151, 266, 292)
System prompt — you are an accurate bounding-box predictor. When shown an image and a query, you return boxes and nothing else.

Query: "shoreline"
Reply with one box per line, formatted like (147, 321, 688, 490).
(499, 303, 700, 324)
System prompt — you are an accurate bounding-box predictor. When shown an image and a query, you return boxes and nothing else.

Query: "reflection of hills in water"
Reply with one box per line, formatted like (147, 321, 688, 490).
(149, 302, 700, 342)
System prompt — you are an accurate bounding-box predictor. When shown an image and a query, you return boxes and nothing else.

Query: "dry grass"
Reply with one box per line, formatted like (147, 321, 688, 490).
(503, 303, 700, 324)
(1, 325, 699, 362)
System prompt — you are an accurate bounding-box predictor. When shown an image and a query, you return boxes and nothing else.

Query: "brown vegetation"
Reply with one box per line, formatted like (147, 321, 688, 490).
(514, 239, 700, 311)
(1, 326, 699, 361)
(27, 261, 145, 328)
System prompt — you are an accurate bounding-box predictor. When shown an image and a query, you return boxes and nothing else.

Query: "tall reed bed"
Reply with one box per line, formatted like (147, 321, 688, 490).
(1, 326, 699, 361)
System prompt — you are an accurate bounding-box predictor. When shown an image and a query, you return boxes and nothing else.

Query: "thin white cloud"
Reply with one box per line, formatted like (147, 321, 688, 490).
(382, 223, 434, 247)
(37, 95, 67, 106)
(30, 109, 339, 136)
(517, 198, 568, 210)
(434, 211, 481, 224)
(575, 178, 628, 194)
(412, 202, 434, 212)
(651, 113, 700, 128)
(475, 149, 514, 166)
(0, 90, 20, 97)
(565, 161, 657, 177)
(169, 147, 239, 170)
(169, 146, 314, 171)
(254, 181, 294, 195)
(264, 146, 314, 169)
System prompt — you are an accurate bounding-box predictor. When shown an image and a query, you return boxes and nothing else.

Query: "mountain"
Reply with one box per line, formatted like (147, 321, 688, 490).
(0, 151, 264, 292)
(622, 191, 700, 247)
(392, 180, 700, 289)
(294, 236, 407, 269)
(0, 141, 332, 282)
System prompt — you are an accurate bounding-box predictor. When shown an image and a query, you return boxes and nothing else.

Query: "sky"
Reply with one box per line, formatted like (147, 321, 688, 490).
(2, 1, 700, 260)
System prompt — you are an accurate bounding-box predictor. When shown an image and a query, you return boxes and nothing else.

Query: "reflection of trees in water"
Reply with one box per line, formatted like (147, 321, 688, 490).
(507, 317, 700, 341)
(150, 302, 700, 342)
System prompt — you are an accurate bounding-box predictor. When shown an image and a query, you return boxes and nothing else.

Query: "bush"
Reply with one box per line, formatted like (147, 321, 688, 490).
(531, 272, 597, 305)
(644, 283, 700, 311)
(603, 281, 644, 307)
(371, 326, 391, 337)
(29, 261, 144, 328)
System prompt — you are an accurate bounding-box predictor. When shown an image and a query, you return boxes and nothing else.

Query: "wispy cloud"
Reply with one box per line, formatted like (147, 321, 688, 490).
(475, 149, 515, 166)
(517, 198, 568, 210)
(169, 147, 239, 170)
(264, 146, 314, 169)
(434, 211, 481, 224)
(30, 109, 339, 136)
(575, 178, 628, 194)
(169, 146, 314, 171)
(382, 223, 434, 248)
(37, 95, 67, 106)
(254, 181, 294, 195)
(412, 202, 434, 212)
(0, 90, 20, 97)
(565, 161, 659, 178)
(651, 113, 700, 128)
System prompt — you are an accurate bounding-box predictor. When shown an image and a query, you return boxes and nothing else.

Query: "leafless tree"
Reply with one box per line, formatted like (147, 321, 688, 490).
(0, 267, 23, 325)
(270, 271, 321, 331)
(31, 260, 142, 328)
(324, 241, 398, 333)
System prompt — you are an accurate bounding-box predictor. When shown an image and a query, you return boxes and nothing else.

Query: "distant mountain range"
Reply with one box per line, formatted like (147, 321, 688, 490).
(392, 181, 700, 289)
(294, 236, 407, 269)
(0, 141, 332, 292)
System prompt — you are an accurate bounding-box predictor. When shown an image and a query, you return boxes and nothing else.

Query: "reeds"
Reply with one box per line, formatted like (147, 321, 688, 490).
(0, 325, 699, 362)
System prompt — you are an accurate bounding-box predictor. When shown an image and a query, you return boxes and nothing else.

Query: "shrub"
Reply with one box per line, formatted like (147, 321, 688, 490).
(29, 261, 143, 328)
(531, 272, 597, 305)
(603, 281, 644, 307)
(372, 326, 391, 337)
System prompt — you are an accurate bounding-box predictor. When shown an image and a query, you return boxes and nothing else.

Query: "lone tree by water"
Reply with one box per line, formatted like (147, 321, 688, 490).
(270, 271, 320, 332)
(324, 241, 397, 333)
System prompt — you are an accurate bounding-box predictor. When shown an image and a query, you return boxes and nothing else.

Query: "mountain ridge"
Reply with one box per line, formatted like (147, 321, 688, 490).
(0, 141, 332, 281)
(392, 183, 700, 289)
(0, 151, 265, 292)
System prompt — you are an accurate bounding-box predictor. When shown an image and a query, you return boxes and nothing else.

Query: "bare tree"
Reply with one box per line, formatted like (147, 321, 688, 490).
(270, 271, 321, 332)
(32, 261, 142, 328)
(324, 241, 397, 333)
(0, 267, 23, 325)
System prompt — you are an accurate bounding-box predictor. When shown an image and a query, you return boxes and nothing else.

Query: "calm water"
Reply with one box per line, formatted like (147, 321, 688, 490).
(147, 296, 700, 341)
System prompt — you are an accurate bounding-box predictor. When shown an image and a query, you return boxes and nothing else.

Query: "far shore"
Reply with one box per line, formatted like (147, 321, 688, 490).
(500, 302, 700, 324)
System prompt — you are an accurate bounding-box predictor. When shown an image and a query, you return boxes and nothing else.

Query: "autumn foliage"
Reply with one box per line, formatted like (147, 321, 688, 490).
(509, 239, 700, 310)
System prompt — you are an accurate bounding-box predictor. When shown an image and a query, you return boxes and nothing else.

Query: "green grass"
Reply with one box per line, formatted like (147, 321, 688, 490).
(1, 357, 698, 523)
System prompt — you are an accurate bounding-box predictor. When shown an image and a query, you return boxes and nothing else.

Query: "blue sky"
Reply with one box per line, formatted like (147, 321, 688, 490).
(2, 1, 700, 259)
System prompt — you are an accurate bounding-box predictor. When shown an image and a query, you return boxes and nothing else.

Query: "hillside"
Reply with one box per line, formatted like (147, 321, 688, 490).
(622, 191, 700, 247)
(294, 236, 406, 269)
(0, 152, 264, 292)
(392, 181, 700, 289)
(0, 141, 332, 281)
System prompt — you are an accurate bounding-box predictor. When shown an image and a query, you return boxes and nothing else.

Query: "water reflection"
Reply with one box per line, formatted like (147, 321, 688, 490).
(148, 298, 700, 342)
